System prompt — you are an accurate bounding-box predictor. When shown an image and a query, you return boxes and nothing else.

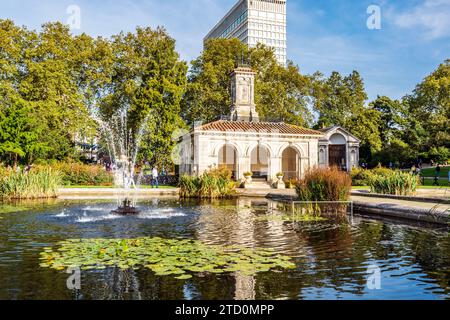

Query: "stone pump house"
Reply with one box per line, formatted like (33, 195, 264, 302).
(179, 67, 360, 187)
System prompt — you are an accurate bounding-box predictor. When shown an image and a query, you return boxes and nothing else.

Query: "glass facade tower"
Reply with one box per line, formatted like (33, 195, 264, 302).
(204, 0, 287, 65)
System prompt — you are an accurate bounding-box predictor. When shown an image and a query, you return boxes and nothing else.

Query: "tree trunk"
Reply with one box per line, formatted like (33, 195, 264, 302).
(13, 153, 18, 170)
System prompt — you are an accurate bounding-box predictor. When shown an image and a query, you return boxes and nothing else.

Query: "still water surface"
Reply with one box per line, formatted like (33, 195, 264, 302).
(0, 198, 449, 300)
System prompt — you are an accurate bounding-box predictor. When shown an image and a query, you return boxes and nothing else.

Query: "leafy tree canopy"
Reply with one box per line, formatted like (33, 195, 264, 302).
(182, 38, 314, 127)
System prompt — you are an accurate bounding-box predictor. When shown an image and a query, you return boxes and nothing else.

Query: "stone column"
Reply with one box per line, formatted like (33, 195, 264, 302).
(270, 156, 282, 182)
(240, 156, 251, 181)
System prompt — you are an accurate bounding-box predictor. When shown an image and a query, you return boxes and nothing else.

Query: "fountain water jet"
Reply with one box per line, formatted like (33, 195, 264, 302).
(88, 105, 151, 215)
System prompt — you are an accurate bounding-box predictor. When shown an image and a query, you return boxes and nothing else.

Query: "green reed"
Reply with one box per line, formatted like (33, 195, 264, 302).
(0, 166, 62, 199)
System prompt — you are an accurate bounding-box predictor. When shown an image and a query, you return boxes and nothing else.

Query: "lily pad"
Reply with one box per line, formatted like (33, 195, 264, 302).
(38, 237, 296, 279)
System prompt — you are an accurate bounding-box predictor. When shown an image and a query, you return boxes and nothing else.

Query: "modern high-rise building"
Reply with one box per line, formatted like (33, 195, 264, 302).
(204, 0, 287, 65)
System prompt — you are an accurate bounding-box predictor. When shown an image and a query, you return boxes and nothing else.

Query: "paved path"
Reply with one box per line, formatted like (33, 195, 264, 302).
(351, 195, 450, 212)
(351, 195, 449, 225)
(353, 188, 449, 201)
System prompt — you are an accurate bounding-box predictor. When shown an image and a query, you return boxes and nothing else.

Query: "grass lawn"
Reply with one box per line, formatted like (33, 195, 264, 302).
(419, 166, 449, 187)
(418, 185, 450, 189)
(421, 179, 449, 187)
(421, 166, 450, 177)
(352, 185, 449, 190)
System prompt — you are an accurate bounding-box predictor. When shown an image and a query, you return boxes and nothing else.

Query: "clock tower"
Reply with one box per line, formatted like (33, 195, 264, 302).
(230, 67, 259, 122)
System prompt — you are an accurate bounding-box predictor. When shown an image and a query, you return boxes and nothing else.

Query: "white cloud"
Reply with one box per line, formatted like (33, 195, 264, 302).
(391, 0, 450, 40)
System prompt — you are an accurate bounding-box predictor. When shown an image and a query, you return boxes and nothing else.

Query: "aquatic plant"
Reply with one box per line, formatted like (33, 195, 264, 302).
(350, 167, 374, 186)
(179, 168, 236, 199)
(350, 166, 405, 187)
(295, 167, 352, 202)
(179, 175, 200, 198)
(0, 205, 31, 214)
(39, 237, 296, 278)
(367, 170, 420, 196)
(0, 166, 62, 199)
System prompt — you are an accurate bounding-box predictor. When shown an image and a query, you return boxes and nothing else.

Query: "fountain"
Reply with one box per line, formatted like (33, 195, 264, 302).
(88, 105, 151, 216)
(111, 198, 140, 216)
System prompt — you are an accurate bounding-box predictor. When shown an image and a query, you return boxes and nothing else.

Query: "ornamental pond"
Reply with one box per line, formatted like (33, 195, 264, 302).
(0, 198, 449, 300)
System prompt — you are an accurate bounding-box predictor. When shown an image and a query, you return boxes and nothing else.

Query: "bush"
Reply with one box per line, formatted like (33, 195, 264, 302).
(179, 168, 236, 199)
(350, 166, 394, 186)
(350, 167, 371, 186)
(50, 163, 113, 186)
(367, 170, 420, 196)
(295, 167, 352, 202)
(0, 166, 62, 199)
(351, 165, 420, 195)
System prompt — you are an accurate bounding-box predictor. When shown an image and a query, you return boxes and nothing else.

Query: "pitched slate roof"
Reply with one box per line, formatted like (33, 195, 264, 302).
(196, 120, 323, 136)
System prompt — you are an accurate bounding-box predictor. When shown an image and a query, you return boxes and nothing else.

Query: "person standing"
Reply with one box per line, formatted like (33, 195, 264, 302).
(433, 164, 441, 186)
(151, 167, 159, 189)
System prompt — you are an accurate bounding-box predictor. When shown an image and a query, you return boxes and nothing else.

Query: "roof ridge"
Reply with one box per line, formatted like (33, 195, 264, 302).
(195, 120, 323, 135)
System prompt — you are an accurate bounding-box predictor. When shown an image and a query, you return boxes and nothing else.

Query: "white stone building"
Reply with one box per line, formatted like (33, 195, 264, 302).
(204, 0, 287, 65)
(318, 126, 361, 172)
(178, 67, 360, 186)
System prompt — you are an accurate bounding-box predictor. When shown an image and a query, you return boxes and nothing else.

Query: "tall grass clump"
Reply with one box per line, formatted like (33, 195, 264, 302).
(295, 167, 352, 202)
(179, 168, 236, 199)
(0, 166, 62, 199)
(179, 175, 201, 198)
(367, 170, 420, 196)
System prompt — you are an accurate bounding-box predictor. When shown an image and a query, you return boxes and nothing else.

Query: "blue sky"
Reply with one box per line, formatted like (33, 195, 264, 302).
(1, 0, 449, 101)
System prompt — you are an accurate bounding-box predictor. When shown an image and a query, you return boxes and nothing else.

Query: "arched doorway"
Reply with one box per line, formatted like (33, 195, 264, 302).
(282, 147, 299, 181)
(218, 145, 238, 179)
(329, 133, 347, 170)
(250, 146, 270, 179)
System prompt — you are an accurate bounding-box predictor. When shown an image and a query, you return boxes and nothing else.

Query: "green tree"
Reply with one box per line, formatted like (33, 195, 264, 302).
(313, 70, 381, 161)
(428, 146, 450, 164)
(0, 99, 48, 166)
(183, 39, 313, 126)
(0, 20, 95, 163)
(314, 71, 367, 128)
(346, 107, 382, 161)
(371, 138, 411, 166)
(94, 27, 187, 168)
(406, 59, 450, 151)
(369, 96, 407, 144)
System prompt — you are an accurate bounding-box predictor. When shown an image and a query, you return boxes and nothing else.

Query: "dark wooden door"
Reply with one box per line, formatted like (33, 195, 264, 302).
(329, 145, 346, 170)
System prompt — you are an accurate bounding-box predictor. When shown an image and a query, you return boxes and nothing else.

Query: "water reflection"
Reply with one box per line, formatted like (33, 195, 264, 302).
(0, 198, 449, 300)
